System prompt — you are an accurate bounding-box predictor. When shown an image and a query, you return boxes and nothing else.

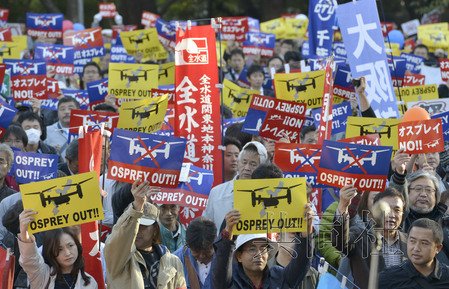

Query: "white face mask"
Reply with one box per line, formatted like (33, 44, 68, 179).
(25, 128, 41, 145)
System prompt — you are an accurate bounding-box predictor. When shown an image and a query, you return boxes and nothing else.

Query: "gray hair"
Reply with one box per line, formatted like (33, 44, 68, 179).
(0, 143, 14, 169)
(406, 170, 441, 203)
(65, 139, 79, 161)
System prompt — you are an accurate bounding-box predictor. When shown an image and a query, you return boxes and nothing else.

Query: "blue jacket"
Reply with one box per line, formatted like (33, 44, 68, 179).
(174, 246, 213, 289)
(211, 235, 311, 289)
(160, 222, 186, 252)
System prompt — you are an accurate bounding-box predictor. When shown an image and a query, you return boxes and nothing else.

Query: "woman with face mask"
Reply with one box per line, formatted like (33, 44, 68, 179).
(17, 112, 59, 157)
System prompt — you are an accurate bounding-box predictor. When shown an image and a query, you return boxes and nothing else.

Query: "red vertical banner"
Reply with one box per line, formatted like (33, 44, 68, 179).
(317, 59, 334, 145)
(174, 25, 223, 186)
(0, 247, 14, 289)
(78, 128, 105, 289)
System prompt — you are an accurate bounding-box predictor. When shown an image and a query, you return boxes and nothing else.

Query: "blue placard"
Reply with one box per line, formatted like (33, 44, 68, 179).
(243, 32, 276, 50)
(34, 44, 74, 64)
(400, 52, 425, 74)
(4, 59, 47, 77)
(388, 56, 407, 80)
(156, 18, 176, 42)
(26, 13, 63, 31)
(308, 0, 337, 58)
(61, 89, 89, 110)
(431, 110, 449, 141)
(11, 151, 58, 184)
(110, 36, 136, 63)
(311, 101, 352, 135)
(87, 78, 108, 105)
(0, 98, 17, 133)
(333, 42, 347, 60)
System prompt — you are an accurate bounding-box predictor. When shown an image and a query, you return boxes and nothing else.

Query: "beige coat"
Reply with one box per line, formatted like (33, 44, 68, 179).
(104, 205, 186, 289)
(18, 239, 98, 289)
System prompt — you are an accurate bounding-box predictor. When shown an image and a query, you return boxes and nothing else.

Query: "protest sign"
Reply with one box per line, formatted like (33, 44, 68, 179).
(150, 165, 213, 210)
(34, 44, 74, 75)
(388, 56, 407, 87)
(440, 58, 449, 81)
(0, 8, 8, 25)
(0, 246, 14, 289)
(87, 78, 108, 107)
(0, 41, 21, 60)
(407, 98, 449, 116)
(46, 77, 61, 98)
(117, 94, 168, 133)
(221, 17, 249, 42)
(308, 0, 337, 58)
(12, 151, 58, 183)
(274, 70, 325, 108)
(395, 84, 438, 114)
(316, 59, 334, 145)
(242, 32, 275, 57)
(156, 19, 176, 50)
(284, 17, 308, 40)
(432, 111, 449, 141)
(0, 99, 17, 139)
(141, 11, 160, 28)
(403, 73, 425, 86)
(259, 110, 304, 142)
(346, 116, 400, 153)
(158, 62, 175, 86)
(312, 101, 351, 135)
(222, 79, 258, 118)
(398, 119, 444, 154)
(62, 89, 90, 110)
(333, 63, 356, 100)
(108, 63, 159, 98)
(260, 18, 285, 39)
(401, 19, 420, 37)
(110, 36, 135, 63)
(234, 178, 307, 234)
(242, 94, 306, 135)
(317, 140, 392, 190)
(174, 25, 222, 185)
(69, 109, 119, 138)
(333, 42, 347, 60)
(121, 28, 167, 60)
(274, 143, 322, 187)
(108, 128, 186, 186)
(400, 52, 425, 74)
(4, 59, 46, 77)
(337, 0, 399, 118)
(418, 26, 449, 51)
(99, 3, 117, 18)
(20, 171, 104, 234)
(26, 13, 63, 39)
(341, 134, 381, 146)
(11, 75, 47, 101)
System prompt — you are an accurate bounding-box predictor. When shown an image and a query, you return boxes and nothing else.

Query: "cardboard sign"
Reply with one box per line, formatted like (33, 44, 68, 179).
(87, 78, 108, 107)
(108, 128, 186, 186)
(260, 18, 285, 39)
(418, 28, 449, 52)
(318, 140, 392, 190)
(121, 28, 167, 59)
(346, 116, 400, 153)
(12, 151, 58, 183)
(141, 11, 160, 28)
(26, 13, 63, 39)
(341, 134, 381, 146)
(158, 62, 174, 86)
(395, 84, 438, 114)
(400, 52, 425, 74)
(4, 59, 46, 77)
(99, 3, 117, 18)
(11, 75, 47, 101)
(69, 109, 119, 137)
(401, 19, 420, 37)
(62, 89, 90, 110)
(259, 110, 304, 142)
(108, 63, 159, 98)
(0, 99, 17, 139)
(117, 94, 168, 133)
(431, 111, 449, 141)
(242, 94, 306, 135)
(150, 165, 213, 209)
(274, 70, 325, 108)
(233, 178, 307, 234)
(403, 73, 425, 86)
(407, 98, 449, 116)
(284, 17, 308, 40)
(221, 17, 249, 42)
(34, 44, 75, 75)
(222, 79, 258, 118)
(337, 0, 399, 118)
(20, 172, 104, 233)
(440, 58, 449, 81)
(312, 101, 351, 135)
(274, 143, 322, 188)
(242, 32, 275, 57)
(398, 119, 444, 154)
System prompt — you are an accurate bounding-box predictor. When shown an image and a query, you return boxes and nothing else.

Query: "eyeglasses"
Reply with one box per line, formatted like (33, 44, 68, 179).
(243, 245, 271, 256)
(410, 186, 435, 195)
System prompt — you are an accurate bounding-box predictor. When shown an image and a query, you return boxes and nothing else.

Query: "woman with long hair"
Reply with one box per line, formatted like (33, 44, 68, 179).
(18, 209, 98, 289)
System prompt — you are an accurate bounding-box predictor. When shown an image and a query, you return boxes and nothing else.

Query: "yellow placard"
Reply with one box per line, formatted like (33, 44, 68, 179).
(20, 172, 104, 234)
(217, 41, 227, 67)
(233, 178, 307, 234)
(284, 18, 308, 40)
(345, 117, 400, 155)
(384, 42, 401, 56)
(418, 29, 449, 51)
(117, 94, 168, 133)
(274, 70, 325, 109)
(158, 62, 174, 86)
(395, 84, 438, 114)
(0, 39, 23, 61)
(120, 28, 166, 59)
(108, 63, 159, 98)
(261, 18, 286, 39)
(222, 79, 258, 118)
(417, 23, 448, 32)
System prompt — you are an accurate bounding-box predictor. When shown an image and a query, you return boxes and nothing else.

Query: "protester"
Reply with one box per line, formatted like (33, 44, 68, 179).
(247, 64, 273, 96)
(18, 210, 97, 289)
(174, 217, 216, 289)
(378, 218, 449, 288)
(222, 137, 242, 182)
(159, 204, 186, 252)
(80, 62, 103, 90)
(104, 179, 186, 289)
(1, 124, 28, 151)
(0, 144, 17, 202)
(58, 139, 79, 176)
(224, 49, 246, 82)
